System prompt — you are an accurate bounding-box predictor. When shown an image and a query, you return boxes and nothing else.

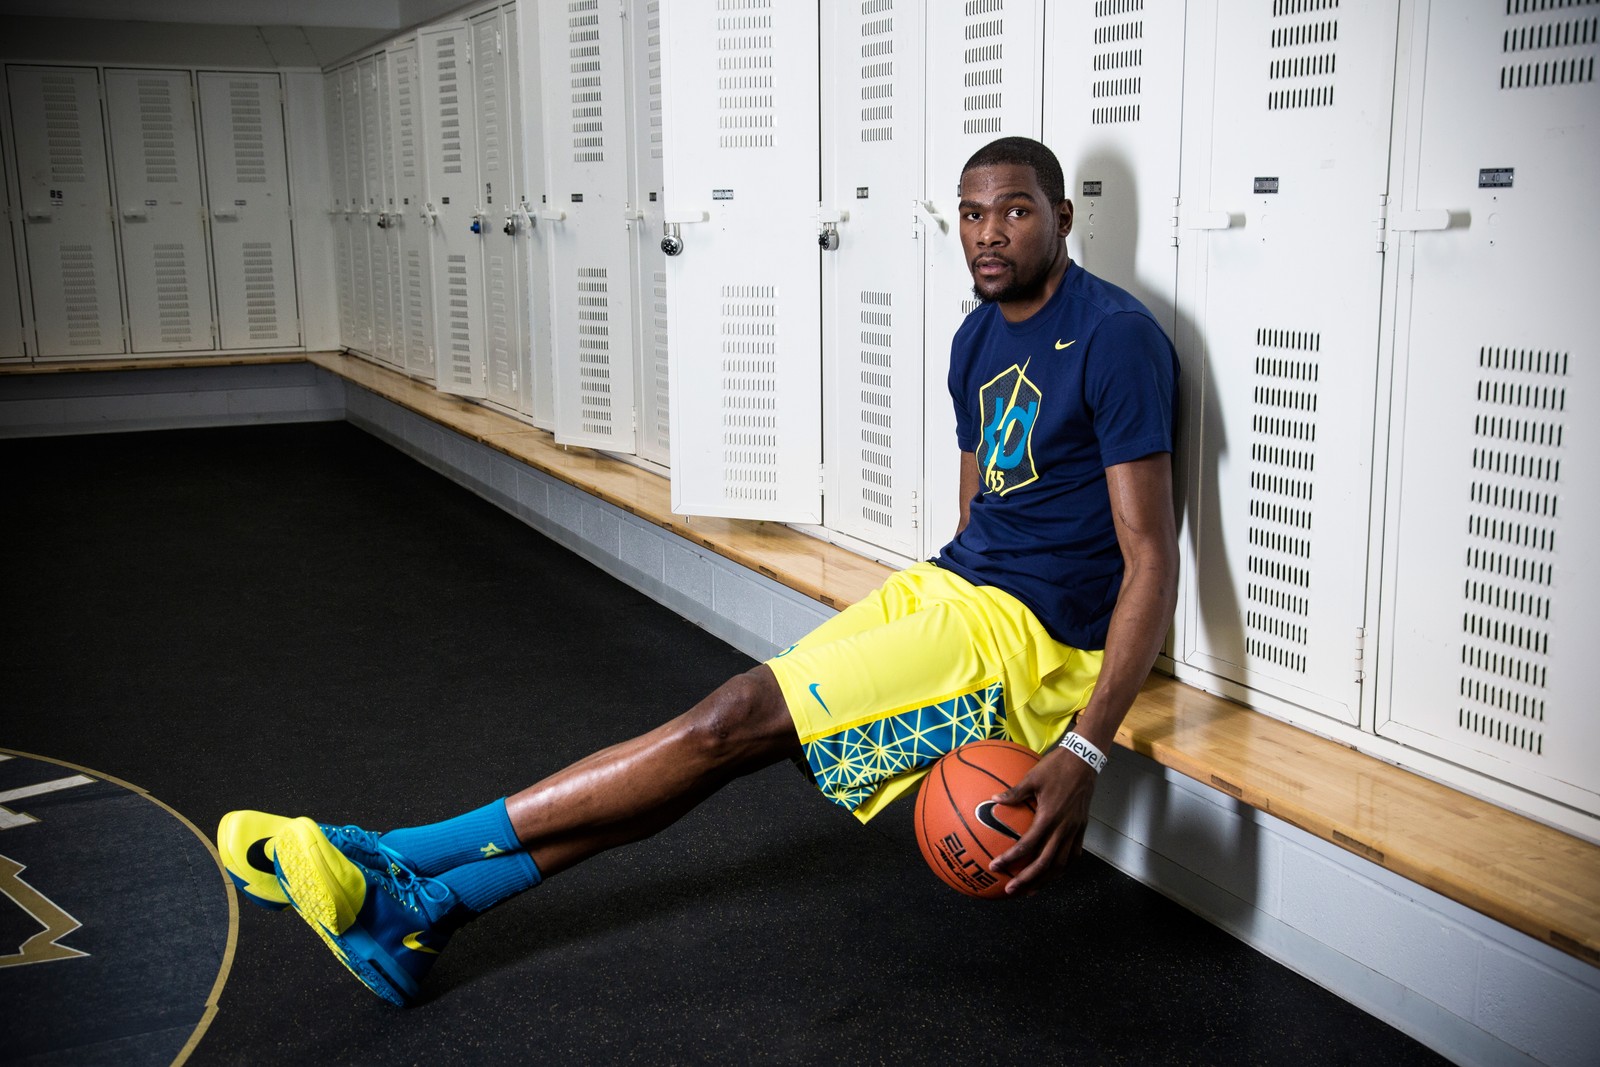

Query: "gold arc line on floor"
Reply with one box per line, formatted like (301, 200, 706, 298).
(0, 747, 239, 1067)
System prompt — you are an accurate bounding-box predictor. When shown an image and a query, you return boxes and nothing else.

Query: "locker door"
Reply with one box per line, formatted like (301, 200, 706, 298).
(661, 0, 822, 520)
(388, 40, 436, 380)
(474, 8, 525, 412)
(105, 69, 215, 353)
(198, 72, 300, 350)
(360, 56, 389, 359)
(343, 63, 373, 354)
(369, 54, 400, 367)
(516, 2, 557, 429)
(325, 68, 356, 349)
(1, 133, 24, 361)
(1175, 0, 1398, 724)
(1376, 0, 1599, 816)
(420, 21, 488, 398)
(820, 0, 926, 560)
(628, 0, 670, 466)
(920, 2, 1044, 550)
(7, 65, 126, 358)
(540, 0, 637, 452)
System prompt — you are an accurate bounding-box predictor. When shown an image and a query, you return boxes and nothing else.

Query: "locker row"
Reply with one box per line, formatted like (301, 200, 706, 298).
(2, 66, 300, 356)
(321, 0, 1596, 839)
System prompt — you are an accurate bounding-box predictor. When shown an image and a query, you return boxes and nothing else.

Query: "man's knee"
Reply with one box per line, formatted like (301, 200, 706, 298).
(687, 666, 798, 764)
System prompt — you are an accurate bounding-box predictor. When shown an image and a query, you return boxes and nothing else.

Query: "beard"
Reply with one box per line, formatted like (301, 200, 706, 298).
(970, 252, 1058, 305)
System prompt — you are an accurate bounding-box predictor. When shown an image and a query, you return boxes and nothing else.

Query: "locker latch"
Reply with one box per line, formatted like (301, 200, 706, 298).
(661, 222, 683, 256)
(818, 206, 847, 251)
(503, 215, 516, 236)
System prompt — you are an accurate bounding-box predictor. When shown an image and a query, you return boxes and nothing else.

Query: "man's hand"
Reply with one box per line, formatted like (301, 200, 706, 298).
(986, 746, 1100, 896)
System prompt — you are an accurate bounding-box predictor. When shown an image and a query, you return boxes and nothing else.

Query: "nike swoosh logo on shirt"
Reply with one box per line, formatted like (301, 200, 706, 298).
(1055, 339, 1076, 350)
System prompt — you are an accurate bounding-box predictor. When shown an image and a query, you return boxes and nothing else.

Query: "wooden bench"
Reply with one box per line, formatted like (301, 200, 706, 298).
(7, 349, 1597, 971)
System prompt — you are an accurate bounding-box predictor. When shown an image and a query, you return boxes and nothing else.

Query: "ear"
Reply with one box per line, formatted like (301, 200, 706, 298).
(1057, 199, 1074, 238)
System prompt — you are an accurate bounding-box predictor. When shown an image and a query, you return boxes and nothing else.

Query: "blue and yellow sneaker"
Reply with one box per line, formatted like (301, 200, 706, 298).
(272, 816, 468, 1007)
(216, 810, 391, 911)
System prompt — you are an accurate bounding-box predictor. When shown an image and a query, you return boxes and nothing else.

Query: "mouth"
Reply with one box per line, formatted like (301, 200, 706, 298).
(972, 256, 1012, 278)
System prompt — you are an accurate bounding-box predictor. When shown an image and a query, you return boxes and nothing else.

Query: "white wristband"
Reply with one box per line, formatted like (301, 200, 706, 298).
(1058, 731, 1107, 774)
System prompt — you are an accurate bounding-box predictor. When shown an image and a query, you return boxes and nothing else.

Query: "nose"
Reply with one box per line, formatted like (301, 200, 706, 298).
(974, 213, 1005, 248)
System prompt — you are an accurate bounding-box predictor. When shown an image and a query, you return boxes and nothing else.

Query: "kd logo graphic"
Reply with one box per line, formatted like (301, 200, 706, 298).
(978, 362, 1042, 495)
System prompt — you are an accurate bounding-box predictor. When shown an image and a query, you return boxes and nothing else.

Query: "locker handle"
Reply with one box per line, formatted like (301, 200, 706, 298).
(537, 208, 567, 222)
(121, 209, 148, 221)
(1389, 209, 1452, 232)
(24, 208, 52, 222)
(917, 200, 948, 234)
(212, 209, 239, 221)
(664, 209, 708, 225)
(1181, 211, 1233, 230)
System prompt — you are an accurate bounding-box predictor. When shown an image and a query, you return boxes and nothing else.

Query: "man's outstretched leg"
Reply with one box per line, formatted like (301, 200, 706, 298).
(262, 666, 800, 1005)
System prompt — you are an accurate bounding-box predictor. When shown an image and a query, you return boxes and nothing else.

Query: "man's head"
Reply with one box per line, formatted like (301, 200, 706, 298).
(958, 137, 1073, 318)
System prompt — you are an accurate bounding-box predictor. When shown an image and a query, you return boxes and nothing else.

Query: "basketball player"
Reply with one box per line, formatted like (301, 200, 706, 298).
(219, 136, 1180, 1006)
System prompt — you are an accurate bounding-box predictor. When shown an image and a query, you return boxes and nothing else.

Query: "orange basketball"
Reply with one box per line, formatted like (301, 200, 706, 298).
(914, 740, 1040, 899)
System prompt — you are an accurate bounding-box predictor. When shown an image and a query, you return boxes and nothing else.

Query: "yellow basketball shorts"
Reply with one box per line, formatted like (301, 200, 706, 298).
(765, 562, 1104, 822)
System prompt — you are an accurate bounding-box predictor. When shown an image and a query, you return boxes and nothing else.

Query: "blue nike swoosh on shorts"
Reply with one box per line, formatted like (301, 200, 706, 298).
(808, 683, 831, 716)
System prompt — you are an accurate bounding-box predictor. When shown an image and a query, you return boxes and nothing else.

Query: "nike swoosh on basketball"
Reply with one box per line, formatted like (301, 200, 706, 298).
(246, 837, 275, 874)
(403, 931, 440, 954)
(808, 682, 831, 716)
(1055, 339, 1076, 350)
(974, 801, 1024, 841)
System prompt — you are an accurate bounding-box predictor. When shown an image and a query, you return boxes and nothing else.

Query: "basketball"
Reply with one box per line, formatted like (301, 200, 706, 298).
(915, 739, 1040, 899)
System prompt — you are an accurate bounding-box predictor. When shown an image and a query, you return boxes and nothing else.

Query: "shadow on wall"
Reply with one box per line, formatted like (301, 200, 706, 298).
(1069, 148, 1256, 918)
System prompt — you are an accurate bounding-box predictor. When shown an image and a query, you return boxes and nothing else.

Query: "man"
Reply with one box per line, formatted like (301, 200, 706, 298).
(219, 136, 1179, 1007)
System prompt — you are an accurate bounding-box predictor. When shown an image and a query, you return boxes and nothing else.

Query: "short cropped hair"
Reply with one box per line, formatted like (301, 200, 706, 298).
(960, 136, 1067, 205)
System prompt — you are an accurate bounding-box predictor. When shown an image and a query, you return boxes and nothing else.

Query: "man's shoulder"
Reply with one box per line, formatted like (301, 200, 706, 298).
(1064, 263, 1159, 324)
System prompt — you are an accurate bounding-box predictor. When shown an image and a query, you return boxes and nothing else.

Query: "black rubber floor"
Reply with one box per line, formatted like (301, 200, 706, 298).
(1, 423, 1449, 1065)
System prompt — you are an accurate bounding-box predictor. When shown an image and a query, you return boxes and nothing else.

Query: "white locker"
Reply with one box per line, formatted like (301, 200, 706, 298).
(920, 1, 1045, 549)
(540, 0, 637, 451)
(1, 119, 29, 360)
(1043, 0, 1184, 337)
(1375, 0, 1600, 819)
(508, 2, 556, 427)
(819, 0, 927, 560)
(105, 69, 215, 353)
(387, 40, 436, 381)
(198, 72, 300, 350)
(661, 0, 822, 520)
(352, 57, 379, 355)
(1175, 0, 1399, 724)
(474, 7, 526, 412)
(628, 0, 670, 466)
(420, 21, 489, 398)
(7, 65, 126, 358)
(325, 68, 357, 349)
(368, 54, 401, 367)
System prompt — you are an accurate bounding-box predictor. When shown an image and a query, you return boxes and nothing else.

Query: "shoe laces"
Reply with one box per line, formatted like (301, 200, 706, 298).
(377, 855, 454, 916)
(322, 823, 381, 854)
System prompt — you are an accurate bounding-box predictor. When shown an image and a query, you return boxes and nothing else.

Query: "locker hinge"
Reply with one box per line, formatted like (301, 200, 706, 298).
(1170, 197, 1181, 248)
(818, 465, 827, 495)
(1373, 194, 1388, 254)
(1353, 626, 1367, 683)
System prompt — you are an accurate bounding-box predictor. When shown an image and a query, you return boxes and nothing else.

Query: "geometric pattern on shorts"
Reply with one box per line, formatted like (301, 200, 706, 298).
(802, 680, 1008, 813)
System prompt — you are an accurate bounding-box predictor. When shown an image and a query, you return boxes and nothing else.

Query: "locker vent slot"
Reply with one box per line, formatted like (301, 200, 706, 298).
(648, 2, 665, 159)
(477, 27, 503, 176)
(720, 284, 779, 502)
(653, 270, 671, 448)
(445, 253, 474, 386)
(1245, 329, 1320, 675)
(1268, 5, 1338, 111)
(569, 0, 608, 162)
(374, 230, 396, 357)
(487, 252, 513, 394)
(434, 37, 466, 175)
(137, 79, 180, 184)
(59, 244, 104, 348)
(405, 247, 430, 366)
(153, 243, 195, 345)
(1457, 346, 1566, 756)
(716, 1, 775, 149)
(228, 81, 269, 184)
(859, 3, 895, 142)
(961, 3, 1005, 135)
(395, 52, 419, 182)
(242, 241, 281, 342)
(577, 267, 614, 434)
(41, 75, 87, 183)
(858, 290, 895, 528)
(960, 297, 981, 316)
(1501, 7, 1598, 88)
(1092, 3, 1144, 124)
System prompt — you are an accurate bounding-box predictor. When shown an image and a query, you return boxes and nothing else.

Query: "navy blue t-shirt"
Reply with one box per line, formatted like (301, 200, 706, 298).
(934, 262, 1177, 649)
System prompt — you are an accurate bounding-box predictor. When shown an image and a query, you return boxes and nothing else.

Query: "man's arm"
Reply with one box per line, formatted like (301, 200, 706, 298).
(957, 451, 978, 534)
(988, 450, 1179, 895)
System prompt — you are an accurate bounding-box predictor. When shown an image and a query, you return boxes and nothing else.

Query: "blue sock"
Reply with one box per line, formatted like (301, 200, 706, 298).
(438, 850, 542, 915)
(379, 799, 522, 876)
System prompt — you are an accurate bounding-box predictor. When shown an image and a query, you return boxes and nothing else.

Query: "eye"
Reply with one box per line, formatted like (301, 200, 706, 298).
(1007, 207, 1028, 219)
